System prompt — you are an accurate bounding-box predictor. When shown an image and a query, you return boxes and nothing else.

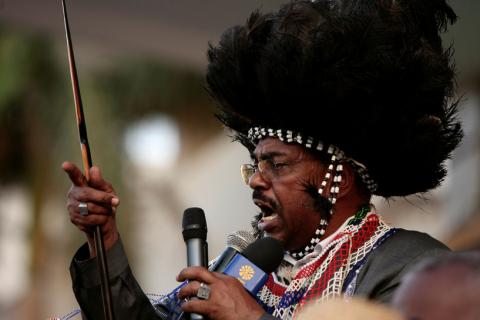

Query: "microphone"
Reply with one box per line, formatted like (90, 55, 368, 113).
(209, 230, 256, 272)
(182, 207, 208, 267)
(153, 230, 283, 320)
(182, 207, 208, 320)
(211, 233, 284, 296)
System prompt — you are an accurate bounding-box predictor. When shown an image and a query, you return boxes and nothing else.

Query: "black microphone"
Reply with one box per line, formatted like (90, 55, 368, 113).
(182, 207, 208, 320)
(211, 235, 284, 296)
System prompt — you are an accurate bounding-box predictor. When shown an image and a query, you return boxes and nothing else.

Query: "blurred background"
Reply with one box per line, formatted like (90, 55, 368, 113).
(0, 0, 478, 319)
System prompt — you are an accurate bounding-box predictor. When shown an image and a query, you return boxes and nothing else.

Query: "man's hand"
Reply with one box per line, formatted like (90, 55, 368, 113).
(177, 267, 265, 320)
(62, 161, 120, 257)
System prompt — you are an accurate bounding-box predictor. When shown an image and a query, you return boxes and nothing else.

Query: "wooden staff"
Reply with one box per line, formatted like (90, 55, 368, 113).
(61, 1, 115, 319)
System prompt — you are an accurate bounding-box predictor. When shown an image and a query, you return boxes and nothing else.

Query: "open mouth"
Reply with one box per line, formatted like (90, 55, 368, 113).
(261, 207, 278, 221)
(254, 200, 278, 221)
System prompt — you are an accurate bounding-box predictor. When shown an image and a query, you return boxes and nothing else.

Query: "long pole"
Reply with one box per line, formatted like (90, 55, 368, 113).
(61, 1, 115, 319)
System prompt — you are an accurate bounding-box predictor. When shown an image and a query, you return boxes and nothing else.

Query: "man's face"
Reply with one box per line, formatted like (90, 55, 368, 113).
(249, 138, 326, 251)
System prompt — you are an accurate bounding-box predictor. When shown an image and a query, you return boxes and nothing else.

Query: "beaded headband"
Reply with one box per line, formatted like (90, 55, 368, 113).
(248, 127, 377, 258)
(247, 127, 378, 193)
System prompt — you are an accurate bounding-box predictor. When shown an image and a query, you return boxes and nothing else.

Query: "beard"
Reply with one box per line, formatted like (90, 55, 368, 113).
(301, 182, 332, 218)
(250, 212, 264, 240)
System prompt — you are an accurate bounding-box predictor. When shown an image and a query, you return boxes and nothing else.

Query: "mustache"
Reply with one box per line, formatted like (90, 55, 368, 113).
(252, 189, 280, 211)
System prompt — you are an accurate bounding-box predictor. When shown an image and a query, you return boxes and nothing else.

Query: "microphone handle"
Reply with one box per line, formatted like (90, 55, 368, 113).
(203, 241, 209, 267)
(186, 238, 207, 320)
(187, 239, 206, 267)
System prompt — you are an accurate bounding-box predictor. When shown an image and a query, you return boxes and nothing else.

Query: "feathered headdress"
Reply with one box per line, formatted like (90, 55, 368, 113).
(207, 0, 462, 199)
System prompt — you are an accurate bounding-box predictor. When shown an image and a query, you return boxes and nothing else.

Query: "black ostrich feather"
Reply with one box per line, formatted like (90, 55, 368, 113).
(207, 0, 463, 197)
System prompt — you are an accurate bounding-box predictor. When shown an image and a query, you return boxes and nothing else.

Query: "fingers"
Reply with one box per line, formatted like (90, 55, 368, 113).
(70, 200, 114, 216)
(89, 166, 115, 193)
(70, 212, 110, 229)
(177, 281, 201, 300)
(62, 162, 87, 186)
(177, 267, 217, 284)
(181, 298, 211, 315)
(67, 185, 118, 207)
(63, 162, 116, 193)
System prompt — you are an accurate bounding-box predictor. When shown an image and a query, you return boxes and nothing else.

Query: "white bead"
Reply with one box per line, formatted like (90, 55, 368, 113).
(337, 164, 343, 171)
(325, 172, 331, 179)
(321, 180, 327, 187)
(316, 142, 324, 151)
(328, 164, 334, 170)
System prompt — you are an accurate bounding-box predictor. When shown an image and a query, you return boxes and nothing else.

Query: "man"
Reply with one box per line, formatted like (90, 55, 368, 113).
(63, 0, 463, 319)
(391, 252, 480, 320)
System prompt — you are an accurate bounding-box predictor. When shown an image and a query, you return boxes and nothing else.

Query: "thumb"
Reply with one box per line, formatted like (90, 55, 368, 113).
(88, 166, 114, 193)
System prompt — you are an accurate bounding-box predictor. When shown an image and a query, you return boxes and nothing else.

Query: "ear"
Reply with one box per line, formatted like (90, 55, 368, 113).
(337, 162, 355, 199)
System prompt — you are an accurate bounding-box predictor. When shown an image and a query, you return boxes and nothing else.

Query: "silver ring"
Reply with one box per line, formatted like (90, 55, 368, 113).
(78, 202, 89, 216)
(196, 282, 211, 300)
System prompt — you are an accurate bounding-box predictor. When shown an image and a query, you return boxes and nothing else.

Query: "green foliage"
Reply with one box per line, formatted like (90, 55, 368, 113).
(0, 27, 65, 183)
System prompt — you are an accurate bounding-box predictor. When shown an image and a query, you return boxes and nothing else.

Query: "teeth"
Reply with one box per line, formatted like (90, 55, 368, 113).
(262, 213, 277, 221)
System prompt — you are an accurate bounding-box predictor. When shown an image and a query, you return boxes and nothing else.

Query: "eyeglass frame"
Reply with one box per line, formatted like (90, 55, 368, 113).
(240, 159, 291, 185)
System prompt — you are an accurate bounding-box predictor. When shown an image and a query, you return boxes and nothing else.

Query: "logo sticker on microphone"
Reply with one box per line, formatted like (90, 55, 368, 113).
(239, 265, 255, 281)
(223, 254, 269, 295)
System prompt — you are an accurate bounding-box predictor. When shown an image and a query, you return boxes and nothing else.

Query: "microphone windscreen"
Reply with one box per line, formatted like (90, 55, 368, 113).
(242, 237, 284, 273)
(227, 230, 256, 252)
(182, 207, 207, 241)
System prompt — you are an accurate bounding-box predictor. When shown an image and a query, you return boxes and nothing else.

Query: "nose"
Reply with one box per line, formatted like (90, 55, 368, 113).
(248, 170, 270, 190)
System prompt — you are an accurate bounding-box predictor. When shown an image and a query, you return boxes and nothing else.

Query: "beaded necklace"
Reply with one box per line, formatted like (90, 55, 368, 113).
(287, 205, 371, 259)
(257, 211, 394, 319)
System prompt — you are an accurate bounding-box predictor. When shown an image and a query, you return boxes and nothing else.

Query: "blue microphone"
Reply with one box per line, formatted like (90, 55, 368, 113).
(216, 237, 284, 295)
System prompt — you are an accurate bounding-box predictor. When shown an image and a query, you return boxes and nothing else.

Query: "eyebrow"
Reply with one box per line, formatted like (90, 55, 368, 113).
(250, 151, 288, 161)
